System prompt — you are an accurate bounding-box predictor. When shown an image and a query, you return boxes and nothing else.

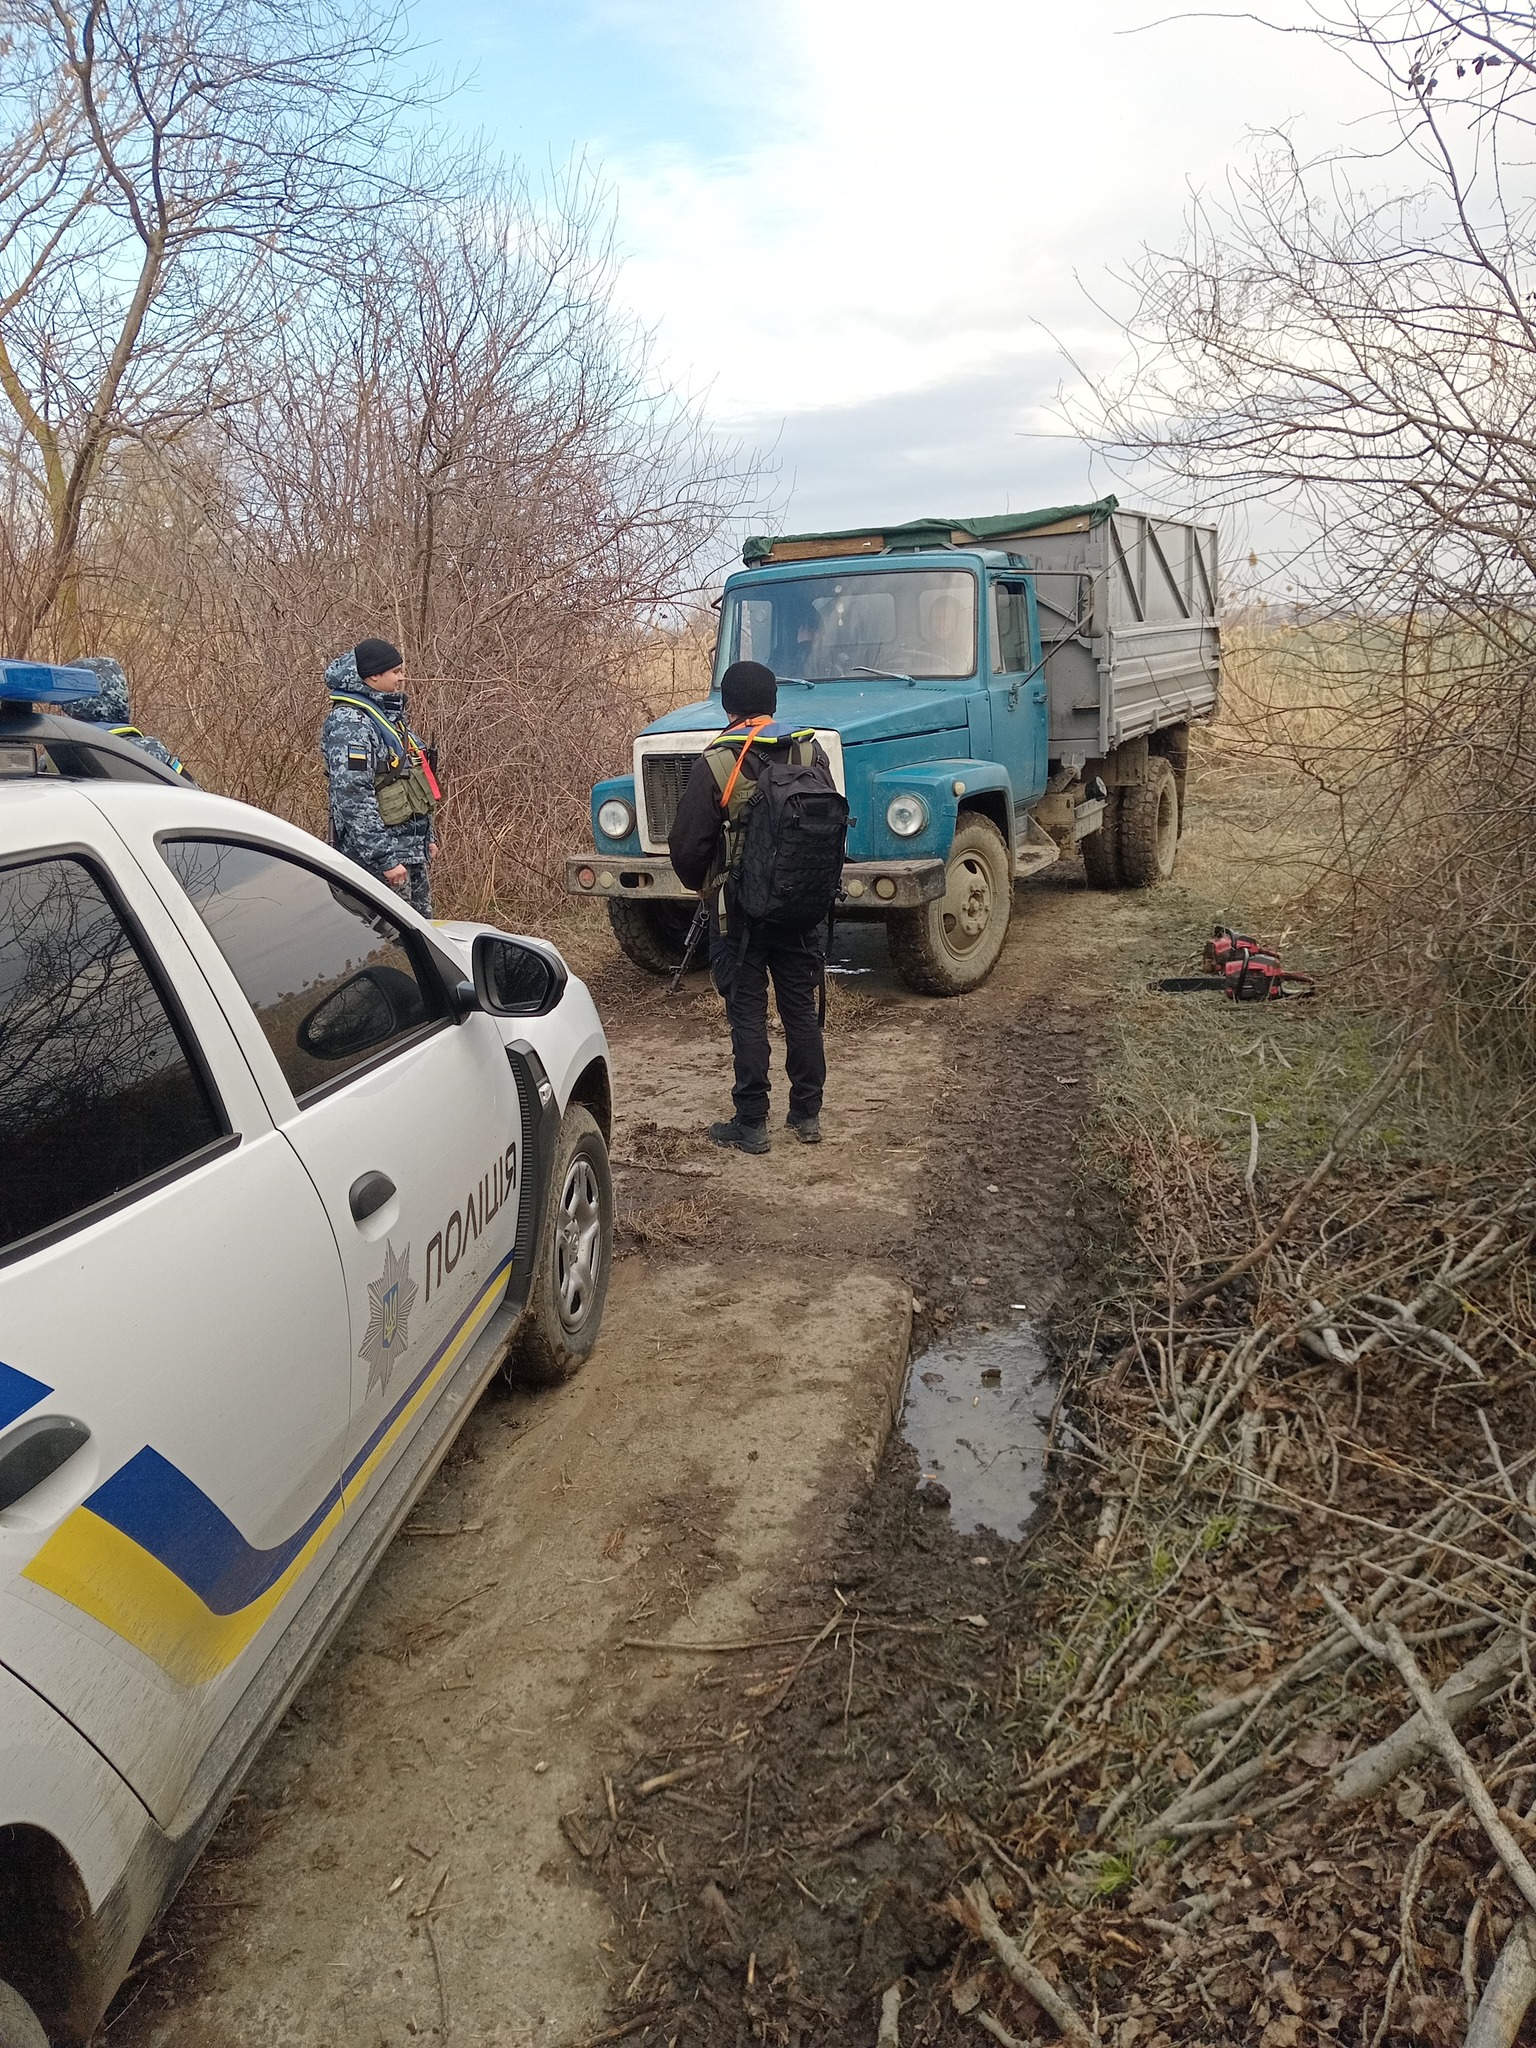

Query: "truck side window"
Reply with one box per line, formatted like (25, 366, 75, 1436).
(0, 855, 226, 1257)
(990, 581, 1032, 674)
(163, 839, 445, 1103)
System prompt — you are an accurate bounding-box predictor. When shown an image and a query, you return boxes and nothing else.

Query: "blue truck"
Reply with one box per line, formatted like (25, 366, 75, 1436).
(565, 497, 1220, 995)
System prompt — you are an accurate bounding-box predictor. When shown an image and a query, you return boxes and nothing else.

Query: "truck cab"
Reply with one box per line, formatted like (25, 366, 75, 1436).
(567, 498, 1220, 994)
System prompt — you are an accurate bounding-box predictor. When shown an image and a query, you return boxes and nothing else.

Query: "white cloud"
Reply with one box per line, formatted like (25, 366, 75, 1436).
(592, 0, 1380, 525)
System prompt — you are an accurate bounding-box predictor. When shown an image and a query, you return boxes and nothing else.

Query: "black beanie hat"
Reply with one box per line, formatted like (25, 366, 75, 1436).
(355, 637, 404, 681)
(720, 659, 777, 719)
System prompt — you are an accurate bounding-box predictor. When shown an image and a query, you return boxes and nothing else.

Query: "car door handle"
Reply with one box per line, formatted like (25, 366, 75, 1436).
(349, 1171, 397, 1223)
(0, 1418, 91, 1512)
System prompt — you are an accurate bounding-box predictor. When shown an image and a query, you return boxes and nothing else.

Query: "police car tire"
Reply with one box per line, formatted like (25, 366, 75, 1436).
(607, 900, 698, 976)
(886, 814, 1012, 996)
(510, 1106, 614, 1386)
(1080, 788, 1126, 889)
(0, 1982, 47, 2048)
(1117, 757, 1180, 888)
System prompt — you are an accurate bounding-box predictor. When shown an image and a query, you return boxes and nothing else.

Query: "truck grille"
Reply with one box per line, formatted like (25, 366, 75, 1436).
(640, 752, 698, 846)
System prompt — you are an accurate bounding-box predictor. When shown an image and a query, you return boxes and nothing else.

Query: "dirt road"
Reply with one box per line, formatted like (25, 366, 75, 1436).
(106, 870, 1172, 2047)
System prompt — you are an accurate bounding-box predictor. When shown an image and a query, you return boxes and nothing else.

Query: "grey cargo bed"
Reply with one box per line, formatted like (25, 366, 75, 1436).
(1006, 506, 1219, 765)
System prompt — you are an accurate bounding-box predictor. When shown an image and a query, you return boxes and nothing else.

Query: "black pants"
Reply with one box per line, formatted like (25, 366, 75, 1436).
(710, 921, 826, 1127)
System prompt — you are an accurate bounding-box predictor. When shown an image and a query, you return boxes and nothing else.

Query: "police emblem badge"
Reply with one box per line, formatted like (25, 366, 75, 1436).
(359, 1239, 418, 1396)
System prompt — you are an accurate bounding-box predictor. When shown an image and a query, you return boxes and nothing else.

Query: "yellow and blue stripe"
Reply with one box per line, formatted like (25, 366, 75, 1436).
(18, 1257, 512, 1688)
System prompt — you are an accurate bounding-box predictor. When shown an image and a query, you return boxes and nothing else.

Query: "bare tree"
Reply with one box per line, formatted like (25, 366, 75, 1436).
(1093, 2, 1536, 1062)
(0, 0, 418, 652)
(95, 163, 748, 909)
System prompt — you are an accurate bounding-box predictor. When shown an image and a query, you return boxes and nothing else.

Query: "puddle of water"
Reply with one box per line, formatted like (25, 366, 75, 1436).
(900, 1322, 1051, 1542)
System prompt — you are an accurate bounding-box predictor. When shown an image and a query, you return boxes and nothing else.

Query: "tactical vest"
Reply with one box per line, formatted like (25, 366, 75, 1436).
(111, 724, 187, 778)
(330, 692, 439, 826)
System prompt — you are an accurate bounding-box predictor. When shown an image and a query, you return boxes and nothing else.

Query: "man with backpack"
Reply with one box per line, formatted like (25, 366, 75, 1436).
(668, 659, 848, 1155)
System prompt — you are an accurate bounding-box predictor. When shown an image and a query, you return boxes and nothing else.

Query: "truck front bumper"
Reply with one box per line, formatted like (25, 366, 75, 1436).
(564, 853, 948, 910)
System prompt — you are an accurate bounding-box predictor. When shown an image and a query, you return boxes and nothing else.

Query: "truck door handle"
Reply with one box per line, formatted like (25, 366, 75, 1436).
(349, 1171, 397, 1223)
(0, 1418, 91, 1512)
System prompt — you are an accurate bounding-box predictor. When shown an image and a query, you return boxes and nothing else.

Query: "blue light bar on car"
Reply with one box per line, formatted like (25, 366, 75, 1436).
(0, 660, 97, 705)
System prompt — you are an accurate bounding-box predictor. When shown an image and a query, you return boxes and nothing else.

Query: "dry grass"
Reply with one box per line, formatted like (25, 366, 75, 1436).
(1210, 621, 1536, 1090)
(948, 650, 1536, 2046)
(619, 1194, 710, 1255)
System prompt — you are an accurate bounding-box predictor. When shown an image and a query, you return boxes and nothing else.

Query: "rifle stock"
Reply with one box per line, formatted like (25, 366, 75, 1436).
(667, 901, 709, 996)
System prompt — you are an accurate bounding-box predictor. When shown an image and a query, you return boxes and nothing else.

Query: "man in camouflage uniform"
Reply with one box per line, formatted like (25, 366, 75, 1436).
(321, 638, 439, 917)
(71, 655, 189, 776)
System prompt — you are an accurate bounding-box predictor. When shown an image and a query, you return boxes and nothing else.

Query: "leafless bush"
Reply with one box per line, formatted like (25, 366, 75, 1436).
(132, 167, 744, 909)
(1093, 2, 1536, 1073)
(0, 0, 419, 651)
(0, 4, 748, 912)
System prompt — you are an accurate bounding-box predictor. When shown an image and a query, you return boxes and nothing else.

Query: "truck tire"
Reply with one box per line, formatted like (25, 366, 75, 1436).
(0, 1984, 47, 2048)
(1080, 790, 1125, 889)
(1117, 756, 1180, 887)
(887, 814, 1012, 995)
(1150, 723, 1190, 836)
(510, 1105, 613, 1386)
(607, 899, 698, 976)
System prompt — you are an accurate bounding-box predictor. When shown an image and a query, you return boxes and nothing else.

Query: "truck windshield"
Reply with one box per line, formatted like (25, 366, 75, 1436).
(716, 569, 976, 684)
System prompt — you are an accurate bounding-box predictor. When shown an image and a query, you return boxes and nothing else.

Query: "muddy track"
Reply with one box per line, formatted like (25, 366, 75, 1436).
(102, 870, 1171, 2047)
(557, 875, 1131, 2047)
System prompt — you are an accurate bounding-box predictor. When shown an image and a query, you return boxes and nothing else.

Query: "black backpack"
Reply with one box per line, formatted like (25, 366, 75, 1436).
(709, 738, 848, 930)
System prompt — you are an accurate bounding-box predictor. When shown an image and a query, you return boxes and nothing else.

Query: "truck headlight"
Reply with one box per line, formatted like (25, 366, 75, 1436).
(886, 793, 928, 838)
(597, 798, 635, 840)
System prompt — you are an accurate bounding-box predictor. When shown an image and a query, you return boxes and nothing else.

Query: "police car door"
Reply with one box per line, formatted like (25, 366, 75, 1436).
(0, 792, 353, 1825)
(153, 833, 523, 1515)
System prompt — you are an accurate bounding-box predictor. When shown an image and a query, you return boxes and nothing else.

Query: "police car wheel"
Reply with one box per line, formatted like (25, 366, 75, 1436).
(0, 1982, 47, 2048)
(509, 1105, 614, 1386)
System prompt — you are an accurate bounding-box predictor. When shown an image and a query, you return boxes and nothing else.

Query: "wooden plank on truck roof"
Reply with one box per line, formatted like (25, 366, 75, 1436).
(765, 535, 886, 563)
(991, 514, 1094, 538)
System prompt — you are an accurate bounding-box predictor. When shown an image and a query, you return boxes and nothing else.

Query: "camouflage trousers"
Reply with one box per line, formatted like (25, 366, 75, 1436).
(388, 862, 433, 919)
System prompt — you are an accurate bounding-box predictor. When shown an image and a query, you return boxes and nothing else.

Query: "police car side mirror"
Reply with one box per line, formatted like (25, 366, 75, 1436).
(299, 965, 427, 1059)
(472, 934, 566, 1017)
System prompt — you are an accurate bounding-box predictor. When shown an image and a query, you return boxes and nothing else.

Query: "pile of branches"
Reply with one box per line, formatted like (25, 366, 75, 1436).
(945, 1078, 1536, 2047)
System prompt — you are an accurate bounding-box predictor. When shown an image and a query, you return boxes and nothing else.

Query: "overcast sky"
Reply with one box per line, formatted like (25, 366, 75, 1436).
(422, 1, 1374, 563)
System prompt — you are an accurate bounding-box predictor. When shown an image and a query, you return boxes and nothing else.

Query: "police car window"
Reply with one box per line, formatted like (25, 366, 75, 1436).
(162, 839, 442, 1100)
(0, 856, 225, 1257)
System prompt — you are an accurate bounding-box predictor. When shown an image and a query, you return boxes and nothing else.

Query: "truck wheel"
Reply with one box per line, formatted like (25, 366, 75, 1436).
(1080, 791, 1125, 890)
(0, 1983, 47, 2048)
(887, 814, 1012, 995)
(1117, 757, 1180, 887)
(607, 900, 698, 976)
(510, 1105, 613, 1386)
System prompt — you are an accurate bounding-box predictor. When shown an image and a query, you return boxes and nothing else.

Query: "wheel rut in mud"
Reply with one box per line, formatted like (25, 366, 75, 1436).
(558, 876, 1122, 2048)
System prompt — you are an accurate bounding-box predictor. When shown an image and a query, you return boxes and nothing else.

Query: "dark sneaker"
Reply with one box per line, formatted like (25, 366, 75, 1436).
(786, 1115, 822, 1145)
(709, 1118, 770, 1155)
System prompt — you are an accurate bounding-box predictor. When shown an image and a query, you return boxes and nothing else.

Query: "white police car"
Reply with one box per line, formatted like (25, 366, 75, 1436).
(0, 664, 614, 2046)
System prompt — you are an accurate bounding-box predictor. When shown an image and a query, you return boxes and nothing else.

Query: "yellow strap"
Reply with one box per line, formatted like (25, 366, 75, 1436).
(717, 716, 773, 811)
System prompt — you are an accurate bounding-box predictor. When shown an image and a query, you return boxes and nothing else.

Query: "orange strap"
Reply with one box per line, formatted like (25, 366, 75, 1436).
(717, 716, 774, 811)
(410, 735, 442, 802)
